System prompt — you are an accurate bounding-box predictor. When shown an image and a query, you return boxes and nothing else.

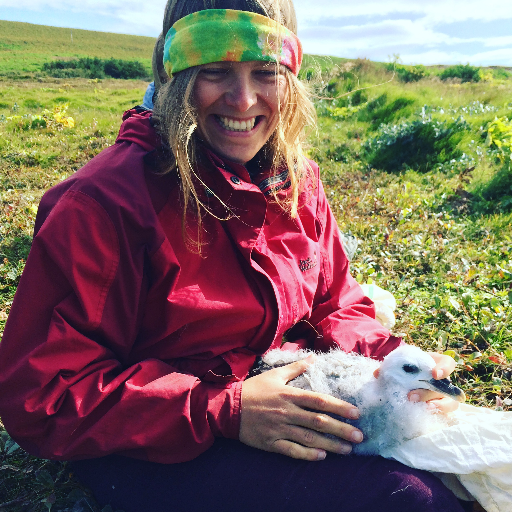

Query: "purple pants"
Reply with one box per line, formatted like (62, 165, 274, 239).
(71, 439, 469, 512)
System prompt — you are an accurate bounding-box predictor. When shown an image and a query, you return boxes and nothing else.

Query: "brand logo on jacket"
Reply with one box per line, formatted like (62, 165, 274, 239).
(299, 256, 317, 272)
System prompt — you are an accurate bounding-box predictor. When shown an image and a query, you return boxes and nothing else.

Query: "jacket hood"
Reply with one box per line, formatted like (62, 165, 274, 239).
(116, 108, 161, 153)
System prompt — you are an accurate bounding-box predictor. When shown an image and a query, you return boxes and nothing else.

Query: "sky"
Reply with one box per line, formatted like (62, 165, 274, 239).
(1, 0, 512, 67)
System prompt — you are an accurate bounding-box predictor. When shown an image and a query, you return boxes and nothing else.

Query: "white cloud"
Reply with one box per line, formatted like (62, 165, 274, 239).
(299, 19, 458, 50)
(479, 36, 512, 48)
(294, 0, 512, 65)
(293, 0, 512, 24)
(9, 0, 511, 25)
(0, 0, 165, 26)
(0, 0, 166, 36)
(466, 47, 512, 66)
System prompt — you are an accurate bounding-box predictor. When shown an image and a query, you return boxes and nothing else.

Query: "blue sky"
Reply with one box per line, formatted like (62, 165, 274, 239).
(1, 0, 512, 66)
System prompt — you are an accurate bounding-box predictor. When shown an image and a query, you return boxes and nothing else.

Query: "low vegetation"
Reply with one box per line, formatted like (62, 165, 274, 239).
(0, 20, 511, 512)
(42, 57, 150, 80)
(440, 64, 482, 83)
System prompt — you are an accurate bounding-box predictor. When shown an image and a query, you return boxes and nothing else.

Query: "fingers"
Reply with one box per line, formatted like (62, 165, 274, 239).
(259, 358, 363, 438)
(271, 424, 354, 461)
(408, 389, 460, 413)
(292, 408, 363, 446)
(426, 397, 460, 413)
(409, 389, 443, 402)
(272, 439, 327, 461)
(240, 358, 363, 461)
(428, 352, 456, 379)
(295, 389, 360, 422)
(272, 355, 316, 383)
(289, 424, 354, 455)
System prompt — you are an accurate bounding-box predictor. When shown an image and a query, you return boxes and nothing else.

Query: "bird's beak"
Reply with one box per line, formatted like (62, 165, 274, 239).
(418, 378, 466, 402)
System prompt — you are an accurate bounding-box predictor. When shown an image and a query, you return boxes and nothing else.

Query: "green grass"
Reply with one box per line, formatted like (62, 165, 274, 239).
(0, 20, 155, 77)
(0, 25, 511, 510)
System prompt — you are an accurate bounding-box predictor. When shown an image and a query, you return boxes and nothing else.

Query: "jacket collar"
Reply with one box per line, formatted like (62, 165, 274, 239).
(200, 145, 291, 198)
(117, 109, 290, 203)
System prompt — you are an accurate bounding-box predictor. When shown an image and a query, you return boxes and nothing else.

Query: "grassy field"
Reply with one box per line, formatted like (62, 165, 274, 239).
(0, 20, 155, 77)
(0, 20, 511, 512)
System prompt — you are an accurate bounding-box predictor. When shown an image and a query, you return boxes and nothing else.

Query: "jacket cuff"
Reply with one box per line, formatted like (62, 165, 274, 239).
(206, 381, 243, 439)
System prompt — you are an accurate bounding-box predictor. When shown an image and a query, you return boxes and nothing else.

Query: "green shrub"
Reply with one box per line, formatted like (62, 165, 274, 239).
(46, 68, 89, 79)
(492, 68, 511, 80)
(358, 95, 417, 128)
(350, 89, 368, 106)
(365, 93, 388, 112)
(395, 64, 429, 83)
(42, 57, 150, 80)
(302, 69, 314, 81)
(103, 59, 148, 79)
(477, 166, 512, 212)
(42, 57, 105, 78)
(325, 144, 350, 163)
(440, 64, 481, 83)
(363, 117, 471, 172)
(486, 116, 512, 167)
(23, 99, 43, 109)
(326, 90, 369, 110)
(326, 90, 370, 119)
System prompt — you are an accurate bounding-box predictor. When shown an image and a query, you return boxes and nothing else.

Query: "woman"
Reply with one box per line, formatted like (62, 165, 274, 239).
(0, 0, 469, 510)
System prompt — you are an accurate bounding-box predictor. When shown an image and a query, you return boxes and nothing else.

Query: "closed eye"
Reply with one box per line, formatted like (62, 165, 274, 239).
(200, 68, 229, 76)
(255, 70, 276, 77)
(254, 64, 284, 78)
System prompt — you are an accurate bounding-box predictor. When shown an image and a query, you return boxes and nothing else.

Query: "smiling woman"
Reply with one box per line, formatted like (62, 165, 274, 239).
(0, 1, 471, 511)
(152, 2, 313, 228)
(194, 60, 288, 164)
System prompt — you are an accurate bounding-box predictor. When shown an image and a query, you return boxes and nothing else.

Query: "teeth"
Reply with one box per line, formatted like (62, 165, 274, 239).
(218, 116, 256, 132)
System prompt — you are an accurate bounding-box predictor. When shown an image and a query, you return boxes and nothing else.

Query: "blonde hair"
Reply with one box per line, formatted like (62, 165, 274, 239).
(151, 0, 316, 249)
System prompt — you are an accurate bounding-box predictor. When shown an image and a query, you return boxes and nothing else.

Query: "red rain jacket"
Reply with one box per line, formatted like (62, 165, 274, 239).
(0, 110, 401, 463)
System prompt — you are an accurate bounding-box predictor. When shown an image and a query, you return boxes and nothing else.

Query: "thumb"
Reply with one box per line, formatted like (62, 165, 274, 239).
(273, 354, 316, 384)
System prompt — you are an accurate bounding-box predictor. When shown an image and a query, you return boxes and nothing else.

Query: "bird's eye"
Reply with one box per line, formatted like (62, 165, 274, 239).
(402, 364, 420, 374)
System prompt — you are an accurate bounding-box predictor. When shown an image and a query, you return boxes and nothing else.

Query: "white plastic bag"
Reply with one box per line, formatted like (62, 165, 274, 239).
(381, 404, 512, 512)
(359, 283, 397, 330)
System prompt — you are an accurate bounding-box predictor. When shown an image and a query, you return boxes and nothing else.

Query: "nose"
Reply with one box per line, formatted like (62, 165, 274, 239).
(224, 73, 257, 112)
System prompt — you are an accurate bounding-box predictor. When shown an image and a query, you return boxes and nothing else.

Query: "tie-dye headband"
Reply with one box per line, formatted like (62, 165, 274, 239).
(163, 9, 302, 76)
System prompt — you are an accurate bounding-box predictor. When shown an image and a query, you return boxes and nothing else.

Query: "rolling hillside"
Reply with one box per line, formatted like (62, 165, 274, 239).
(0, 20, 156, 76)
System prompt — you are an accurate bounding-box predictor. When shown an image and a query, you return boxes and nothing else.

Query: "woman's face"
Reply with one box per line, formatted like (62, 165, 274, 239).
(193, 60, 288, 164)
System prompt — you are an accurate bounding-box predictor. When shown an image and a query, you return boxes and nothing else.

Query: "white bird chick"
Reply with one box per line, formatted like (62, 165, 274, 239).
(261, 345, 465, 456)
(376, 344, 465, 405)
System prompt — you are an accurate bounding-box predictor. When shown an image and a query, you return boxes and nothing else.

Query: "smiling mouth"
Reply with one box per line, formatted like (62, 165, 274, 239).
(216, 115, 260, 132)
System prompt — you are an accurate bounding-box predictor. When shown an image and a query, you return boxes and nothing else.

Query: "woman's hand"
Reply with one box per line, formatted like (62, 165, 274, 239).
(240, 356, 363, 461)
(408, 352, 460, 414)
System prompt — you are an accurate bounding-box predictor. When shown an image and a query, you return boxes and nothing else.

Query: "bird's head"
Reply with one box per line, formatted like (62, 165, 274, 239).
(377, 345, 465, 402)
